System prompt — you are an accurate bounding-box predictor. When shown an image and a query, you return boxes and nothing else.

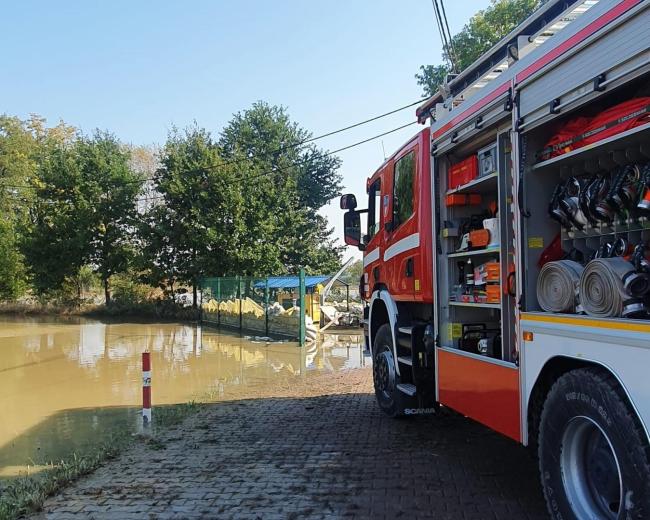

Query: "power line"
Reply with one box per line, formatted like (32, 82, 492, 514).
(4, 96, 426, 191)
(2, 119, 418, 205)
(431, 0, 457, 73)
(215, 120, 417, 189)
(146, 96, 426, 181)
(431, 0, 449, 64)
(439, 0, 458, 72)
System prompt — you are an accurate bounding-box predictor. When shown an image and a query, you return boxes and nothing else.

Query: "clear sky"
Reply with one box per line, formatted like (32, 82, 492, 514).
(2, 0, 491, 262)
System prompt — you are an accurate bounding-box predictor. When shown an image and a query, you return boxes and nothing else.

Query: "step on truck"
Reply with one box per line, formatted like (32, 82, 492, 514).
(341, 0, 650, 518)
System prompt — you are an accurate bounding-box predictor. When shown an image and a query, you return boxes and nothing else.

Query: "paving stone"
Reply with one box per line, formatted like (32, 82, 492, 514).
(31, 368, 547, 519)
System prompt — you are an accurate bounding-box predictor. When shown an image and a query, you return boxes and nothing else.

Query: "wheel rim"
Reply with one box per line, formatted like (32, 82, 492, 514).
(560, 416, 622, 519)
(373, 348, 396, 402)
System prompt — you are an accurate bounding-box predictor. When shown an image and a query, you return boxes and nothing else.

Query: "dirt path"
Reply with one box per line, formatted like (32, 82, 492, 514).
(34, 369, 548, 519)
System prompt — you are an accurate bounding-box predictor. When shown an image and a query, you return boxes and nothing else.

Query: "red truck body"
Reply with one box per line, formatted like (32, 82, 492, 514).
(341, 1, 650, 518)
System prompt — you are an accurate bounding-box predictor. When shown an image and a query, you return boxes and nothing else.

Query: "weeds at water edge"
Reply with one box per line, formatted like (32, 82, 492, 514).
(0, 434, 128, 520)
(0, 401, 205, 520)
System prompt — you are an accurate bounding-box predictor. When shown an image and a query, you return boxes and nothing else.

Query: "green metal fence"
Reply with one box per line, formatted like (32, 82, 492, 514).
(200, 269, 307, 345)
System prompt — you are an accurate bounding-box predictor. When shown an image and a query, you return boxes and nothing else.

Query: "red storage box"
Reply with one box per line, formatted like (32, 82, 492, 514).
(445, 193, 482, 207)
(469, 229, 490, 249)
(448, 156, 478, 189)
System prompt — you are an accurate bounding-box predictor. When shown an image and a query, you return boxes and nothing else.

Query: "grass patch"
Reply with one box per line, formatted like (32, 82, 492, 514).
(152, 400, 202, 429)
(0, 433, 129, 520)
(0, 401, 205, 520)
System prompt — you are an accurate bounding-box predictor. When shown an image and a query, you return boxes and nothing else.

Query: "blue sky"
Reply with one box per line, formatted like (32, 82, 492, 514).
(2, 0, 491, 261)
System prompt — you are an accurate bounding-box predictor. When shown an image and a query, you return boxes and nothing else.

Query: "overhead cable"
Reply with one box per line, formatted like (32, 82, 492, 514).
(2, 120, 418, 205)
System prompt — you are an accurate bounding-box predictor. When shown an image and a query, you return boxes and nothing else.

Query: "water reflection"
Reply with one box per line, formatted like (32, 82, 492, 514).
(0, 316, 365, 478)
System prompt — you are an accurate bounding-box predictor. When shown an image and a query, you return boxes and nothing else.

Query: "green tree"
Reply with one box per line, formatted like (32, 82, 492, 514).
(219, 101, 343, 275)
(139, 203, 183, 296)
(76, 131, 144, 303)
(0, 219, 26, 299)
(26, 130, 143, 302)
(0, 115, 39, 299)
(24, 135, 89, 294)
(416, 0, 540, 96)
(342, 259, 363, 284)
(144, 125, 243, 305)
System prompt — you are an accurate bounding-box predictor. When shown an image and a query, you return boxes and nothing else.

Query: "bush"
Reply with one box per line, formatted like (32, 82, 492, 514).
(110, 272, 156, 305)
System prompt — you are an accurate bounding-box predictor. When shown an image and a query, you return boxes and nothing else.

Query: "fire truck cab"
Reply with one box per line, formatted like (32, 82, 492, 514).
(342, 0, 650, 518)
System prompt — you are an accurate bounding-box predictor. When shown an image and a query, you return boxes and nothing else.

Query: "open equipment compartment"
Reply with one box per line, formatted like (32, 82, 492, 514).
(434, 123, 517, 364)
(521, 71, 650, 320)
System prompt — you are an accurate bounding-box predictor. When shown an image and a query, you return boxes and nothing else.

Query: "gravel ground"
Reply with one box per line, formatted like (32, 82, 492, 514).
(33, 368, 549, 519)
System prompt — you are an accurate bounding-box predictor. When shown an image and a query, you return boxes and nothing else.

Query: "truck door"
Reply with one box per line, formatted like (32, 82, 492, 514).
(384, 141, 419, 300)
(363, 177, 383, 295)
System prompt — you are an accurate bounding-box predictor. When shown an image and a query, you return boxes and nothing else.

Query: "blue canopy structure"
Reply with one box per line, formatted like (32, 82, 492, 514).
(254, 275, 332, 290)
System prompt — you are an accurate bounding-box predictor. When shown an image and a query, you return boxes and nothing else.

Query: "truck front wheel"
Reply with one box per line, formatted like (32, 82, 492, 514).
(372, 324, 401, 417)
(538, 368, 650, 520)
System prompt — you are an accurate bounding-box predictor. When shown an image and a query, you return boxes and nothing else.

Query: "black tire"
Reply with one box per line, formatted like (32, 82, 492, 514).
(372, 324, 402, 417)
(538, 367, 650, 520)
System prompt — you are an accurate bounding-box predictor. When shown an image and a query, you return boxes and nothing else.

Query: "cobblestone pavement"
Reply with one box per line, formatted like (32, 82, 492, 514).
(34, 369, 548, 519)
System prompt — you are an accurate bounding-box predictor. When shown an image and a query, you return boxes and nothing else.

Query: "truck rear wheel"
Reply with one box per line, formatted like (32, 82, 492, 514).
(372, 324, 402, 417)
(538, 368, 650, 520)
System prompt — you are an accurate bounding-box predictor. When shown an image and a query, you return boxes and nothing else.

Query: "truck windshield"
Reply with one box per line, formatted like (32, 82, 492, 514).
(367, 179, 381, 240)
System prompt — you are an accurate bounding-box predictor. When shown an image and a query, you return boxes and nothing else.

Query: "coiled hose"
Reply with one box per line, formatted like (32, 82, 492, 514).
(537, 260, 584, 313)
(579, 258, 635, 318)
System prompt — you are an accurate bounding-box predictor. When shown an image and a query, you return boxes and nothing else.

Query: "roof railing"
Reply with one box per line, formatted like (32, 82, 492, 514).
(417, 0, 601, 123)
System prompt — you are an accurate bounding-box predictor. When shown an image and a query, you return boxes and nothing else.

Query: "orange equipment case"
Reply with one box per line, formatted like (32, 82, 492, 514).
(448, 156, 478, 189)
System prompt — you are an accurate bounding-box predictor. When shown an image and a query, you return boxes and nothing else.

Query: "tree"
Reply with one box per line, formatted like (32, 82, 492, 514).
(24, 134, 89, 294)
(341, 259, 364, 285)
(139, 203, 183, 296)
(25, 130, 143, 302)
(219, 101, 344, 275)
(76, 131, 144, 303)
(0, 115, 39, 299)
(143, 124, 243, 305)
(416, 0, 540, 96)
(127, 144, 160, 213)
(0, 219, 26, 299)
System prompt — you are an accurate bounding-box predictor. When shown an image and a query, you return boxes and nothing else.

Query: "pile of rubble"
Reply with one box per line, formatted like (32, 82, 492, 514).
(320, 300, 364, 328)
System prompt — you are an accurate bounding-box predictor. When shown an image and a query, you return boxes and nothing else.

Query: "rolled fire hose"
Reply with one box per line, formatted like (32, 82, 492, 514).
(537, 260, 584, 313)
(579, 258, 636, 318)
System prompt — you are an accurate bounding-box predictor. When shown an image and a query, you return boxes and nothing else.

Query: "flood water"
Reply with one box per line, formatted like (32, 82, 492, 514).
(0, 316, 365, 479)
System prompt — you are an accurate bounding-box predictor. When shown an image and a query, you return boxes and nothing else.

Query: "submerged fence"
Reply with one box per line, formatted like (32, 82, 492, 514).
(200, 269, 309, 345)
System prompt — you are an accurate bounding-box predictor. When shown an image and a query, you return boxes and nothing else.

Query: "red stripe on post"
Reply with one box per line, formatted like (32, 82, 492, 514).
(142, 352, 152, 423)
(142, 351, 151, 371)
(143, 386, 151, 409)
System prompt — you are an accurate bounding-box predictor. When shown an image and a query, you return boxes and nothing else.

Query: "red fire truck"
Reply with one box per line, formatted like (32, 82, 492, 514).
(341, 0, 650, 517)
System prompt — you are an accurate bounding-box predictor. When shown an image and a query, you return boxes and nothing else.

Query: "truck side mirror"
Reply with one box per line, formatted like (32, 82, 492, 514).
(343, 211, 365, 250)
(340, 194, 357, 210)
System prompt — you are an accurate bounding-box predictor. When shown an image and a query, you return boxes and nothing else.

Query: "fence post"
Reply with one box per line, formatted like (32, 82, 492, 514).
(299, 268, 306, 347)
(216, 278, 221, 327)
(198, 279, 203, 323)
(264, 277, 269, 337)
(238, 276, 243, 331)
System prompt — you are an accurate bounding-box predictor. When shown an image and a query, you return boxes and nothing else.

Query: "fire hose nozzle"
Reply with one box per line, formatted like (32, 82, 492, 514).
(623, 271, 650, 298)
(622, 298, 649, 319)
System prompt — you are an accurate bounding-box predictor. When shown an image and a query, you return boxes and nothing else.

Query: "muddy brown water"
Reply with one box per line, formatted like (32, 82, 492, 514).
(0, 316, 366, 479)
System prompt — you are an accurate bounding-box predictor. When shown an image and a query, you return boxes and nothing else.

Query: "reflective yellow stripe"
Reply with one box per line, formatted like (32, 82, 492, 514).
(521, 313, 650, 333)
